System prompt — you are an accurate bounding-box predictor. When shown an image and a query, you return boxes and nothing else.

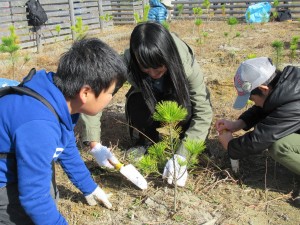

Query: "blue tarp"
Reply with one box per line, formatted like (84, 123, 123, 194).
(245, 2, 272, 23)
(0, 78, 19, 87)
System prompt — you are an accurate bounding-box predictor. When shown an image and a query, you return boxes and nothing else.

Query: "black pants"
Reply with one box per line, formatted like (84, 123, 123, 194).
(0, 181, 58, 225)
(126, 90, 192, 145)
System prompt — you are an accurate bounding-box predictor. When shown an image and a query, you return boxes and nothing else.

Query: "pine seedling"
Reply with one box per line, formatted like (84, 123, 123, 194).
(272, 0, 279, 21)
(176, 4, 184, 19)
(289, 36, 299, 64)
(0, 25, 20, 80)
(227, 17, 238, 45)
(137, 101, 205, 211)
(55, 25, 61, 36)
(71, 17, 89, 40)
(99, 13, 113, 22)
(143, 4, 150, 22)
(221, 4, 226, 17)
(202, 0, 210, 22)
(162, 21, 170, 30)
(271, 40, 284, 68)
(134, 5, 150, 23)
(246, 53, 257, 59)
(193, 7, 203, 41)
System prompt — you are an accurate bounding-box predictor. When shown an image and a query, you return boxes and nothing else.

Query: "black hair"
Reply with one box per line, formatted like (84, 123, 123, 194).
(54, 38, 127, 99)
(129, 21, 190, 113)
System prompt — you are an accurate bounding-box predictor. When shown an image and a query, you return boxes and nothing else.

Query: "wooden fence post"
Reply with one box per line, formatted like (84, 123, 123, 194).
(36, 28, 41, 53)
(98, 0, 104, 29)
(69, 0, 76, 40)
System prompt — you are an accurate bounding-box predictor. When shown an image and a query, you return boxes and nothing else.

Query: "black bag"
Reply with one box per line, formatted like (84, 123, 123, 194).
(25, 0, 48, 27)
(276, 8, 292, 22)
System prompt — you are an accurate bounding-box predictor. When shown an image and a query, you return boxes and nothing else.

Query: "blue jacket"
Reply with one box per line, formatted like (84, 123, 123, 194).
(148, 0, 167, 23)
(0, 71, 97, 225)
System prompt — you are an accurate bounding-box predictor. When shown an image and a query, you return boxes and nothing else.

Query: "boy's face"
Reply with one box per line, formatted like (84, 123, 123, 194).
(82, 81, 116, 116)
(249, 85, 270, 108)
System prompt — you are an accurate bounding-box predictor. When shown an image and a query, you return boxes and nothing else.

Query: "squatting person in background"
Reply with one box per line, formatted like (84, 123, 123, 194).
(216, 57, 300, 208)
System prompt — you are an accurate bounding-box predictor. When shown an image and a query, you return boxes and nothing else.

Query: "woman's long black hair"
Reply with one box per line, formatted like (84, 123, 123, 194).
(129, 21, 190, 113)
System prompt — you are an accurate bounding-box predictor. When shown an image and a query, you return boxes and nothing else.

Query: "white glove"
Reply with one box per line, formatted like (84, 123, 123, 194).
(90, 143, 119, 169)
(163, 154, 188, 187)
(85, 186, 112, 209)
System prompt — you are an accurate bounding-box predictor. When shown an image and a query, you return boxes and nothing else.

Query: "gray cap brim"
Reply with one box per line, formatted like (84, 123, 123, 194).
(233, 93, 250, 109)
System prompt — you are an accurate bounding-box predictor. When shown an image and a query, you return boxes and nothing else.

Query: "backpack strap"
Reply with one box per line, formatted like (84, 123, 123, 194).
(7, 86, 59, 121)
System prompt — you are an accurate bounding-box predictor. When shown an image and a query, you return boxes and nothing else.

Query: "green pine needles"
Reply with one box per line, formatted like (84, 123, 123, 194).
(0, 26, 20, 80)
(136, 101, 205, 212)
(71, 17, 89, 40)
(134, 4, 150, 24)
(137, 101, 205, 177)
(271, 40, 284, 68)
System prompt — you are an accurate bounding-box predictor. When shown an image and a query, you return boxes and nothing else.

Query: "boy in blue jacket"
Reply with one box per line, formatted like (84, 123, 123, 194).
(0, 38, 127, 225)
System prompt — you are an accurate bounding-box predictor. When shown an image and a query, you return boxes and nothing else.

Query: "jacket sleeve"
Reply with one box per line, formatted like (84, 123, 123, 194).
(174, 35, 213, 156)
(228, 101, 300, 159)
(58, 132, 97, 196)
(238, 105, 268, 130)
(15, 121, 68, 225)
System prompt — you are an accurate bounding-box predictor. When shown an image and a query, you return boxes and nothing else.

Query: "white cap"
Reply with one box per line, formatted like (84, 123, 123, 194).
(233, 57, 276, 109)
(161, 0, 173, 9)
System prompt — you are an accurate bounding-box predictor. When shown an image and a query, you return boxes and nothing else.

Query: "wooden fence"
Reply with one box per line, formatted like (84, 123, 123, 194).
(0, 0, 300, 51)
(172, 0, 300, 20)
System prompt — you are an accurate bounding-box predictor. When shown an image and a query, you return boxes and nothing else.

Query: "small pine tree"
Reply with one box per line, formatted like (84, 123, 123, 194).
(227, 17, 238, 45)
(136, 101, 206, 211)
(176, 4, 184, 19)
(134, 4, 150, 23)
(271, 40, 284, 68)
(202, 0, 211, 22)
(0, 26, 20, 80)
(289, 36, 299, 64)
(71, 17, 89, 40)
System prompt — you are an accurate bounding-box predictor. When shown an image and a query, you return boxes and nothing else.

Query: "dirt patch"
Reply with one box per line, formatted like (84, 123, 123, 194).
(2, 20, 300, 224)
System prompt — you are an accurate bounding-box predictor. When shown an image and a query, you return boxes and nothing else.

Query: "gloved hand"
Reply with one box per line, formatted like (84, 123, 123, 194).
(90, 143, 119, 169)
(85, 186, 112, 209)
(162, 154, 188, 187)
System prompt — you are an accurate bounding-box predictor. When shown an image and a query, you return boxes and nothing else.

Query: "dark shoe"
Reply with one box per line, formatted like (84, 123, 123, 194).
(291, 174, 300, 208)
(292, 189, 300, 208)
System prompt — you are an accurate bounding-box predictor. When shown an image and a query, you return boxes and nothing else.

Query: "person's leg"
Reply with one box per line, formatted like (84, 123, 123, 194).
(0, 183, 34, 225)
(269, 133, 300, 207)
(126, 91, 160, 145)
(268, 133, 300, 175)
(79, 112, 102, 144)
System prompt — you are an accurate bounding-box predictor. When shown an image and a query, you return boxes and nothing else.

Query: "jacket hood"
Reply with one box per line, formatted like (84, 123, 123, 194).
(149, 0, 164, 7)
(22, 70, 73, 130)
(264, 66, 300, 113)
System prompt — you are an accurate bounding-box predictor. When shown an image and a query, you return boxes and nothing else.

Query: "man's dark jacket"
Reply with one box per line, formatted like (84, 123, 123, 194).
(228, 66, 300, 159)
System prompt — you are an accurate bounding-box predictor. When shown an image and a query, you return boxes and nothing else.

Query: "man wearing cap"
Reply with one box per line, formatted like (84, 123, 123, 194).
(216, 57, 300, 207)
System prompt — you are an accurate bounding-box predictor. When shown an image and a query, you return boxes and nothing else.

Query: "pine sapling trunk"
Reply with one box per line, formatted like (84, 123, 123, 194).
(169, 123, 178, 212)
